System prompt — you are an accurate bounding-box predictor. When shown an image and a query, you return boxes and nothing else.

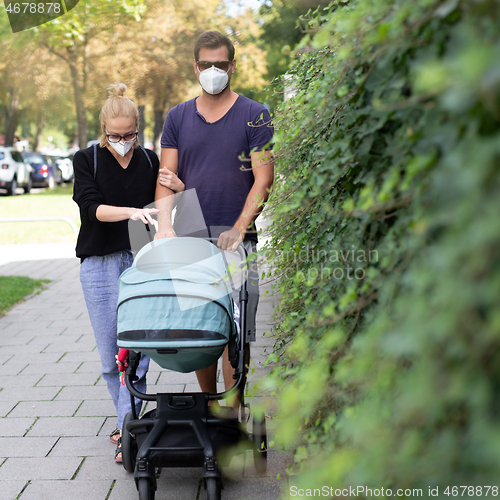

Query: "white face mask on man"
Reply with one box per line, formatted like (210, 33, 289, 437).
(199, 66, 230, 95)
(109, 139, 134, 157)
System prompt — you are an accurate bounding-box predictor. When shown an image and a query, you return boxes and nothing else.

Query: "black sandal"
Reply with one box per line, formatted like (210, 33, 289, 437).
(110, 427, 120, 444)
(114, 437, 122, 463)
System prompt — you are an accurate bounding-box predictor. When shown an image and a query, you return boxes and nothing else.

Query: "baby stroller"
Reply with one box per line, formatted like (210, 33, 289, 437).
(116, 236, 267, 500)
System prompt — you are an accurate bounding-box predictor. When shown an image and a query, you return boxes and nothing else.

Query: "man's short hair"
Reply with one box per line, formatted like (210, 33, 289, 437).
(194, 31, 235, 62)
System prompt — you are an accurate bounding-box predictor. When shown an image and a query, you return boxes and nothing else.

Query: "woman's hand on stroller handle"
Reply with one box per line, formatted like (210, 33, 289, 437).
(217, 227, 244, 252)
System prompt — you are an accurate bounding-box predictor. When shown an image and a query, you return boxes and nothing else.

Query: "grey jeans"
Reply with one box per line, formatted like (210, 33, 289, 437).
(80, 250, 149, 429)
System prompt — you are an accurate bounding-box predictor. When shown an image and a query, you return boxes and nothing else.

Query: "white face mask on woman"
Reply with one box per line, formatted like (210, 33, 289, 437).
(199, 66, 230, 95)
(109, 139, 134, 157)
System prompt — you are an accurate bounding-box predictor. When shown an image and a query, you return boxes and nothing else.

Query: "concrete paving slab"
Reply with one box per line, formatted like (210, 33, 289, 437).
(223, 476, 283, 500)
(0, 343, 54, 356)
(74, 399, 116, 417)
(59, 351, 101, 363)
(16, 326, 69, 337)
(74, 361, 102, 373)
(49, 436, 112, 457)
(4, 352, 63, 365)
(12, 302, 70, 313)
(109, 478, 175, 500)
(0, 437, 57, 458)
(0, 361, 28, 377)
(72, 455, 132, 481)
(99, 417, 122, 438)
(107, 467, 204, 500)
(27, 416, 105, 437)
(154, 468, 203, 500)
(56, 323, 94, 334)
(20, 361, 77, 375)
(0, 456, 83, 480)
(53, 385, 110, 401)
(0, 323, 26, 335)
(3, 322, 56, 333)
(0, 386, 61, 402)
(0, 480, 28, 500)
(0, 417, 36, 437)
(7, 400, 81, 418)
(20, 479, 113, 500)
(43, 337, 97, 353)
(0, 401, 17, 417)
(36, 372, 100, 387)
(156, 370, 199, 385)
(0, 312, 44, 323)
(0, 334, 36, 346)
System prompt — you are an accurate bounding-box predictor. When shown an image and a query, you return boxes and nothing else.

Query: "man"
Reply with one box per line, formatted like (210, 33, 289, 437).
(154, 30, 274, 403)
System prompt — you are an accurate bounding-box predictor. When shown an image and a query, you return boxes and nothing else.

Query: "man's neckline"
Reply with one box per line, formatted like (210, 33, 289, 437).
(194, 93, 241, 124)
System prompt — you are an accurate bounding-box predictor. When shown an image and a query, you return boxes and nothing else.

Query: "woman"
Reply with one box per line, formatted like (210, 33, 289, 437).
(73, 83, 183, 462)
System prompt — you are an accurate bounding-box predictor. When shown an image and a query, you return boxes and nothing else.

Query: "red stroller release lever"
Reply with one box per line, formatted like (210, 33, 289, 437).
(117, 348, 129, 385)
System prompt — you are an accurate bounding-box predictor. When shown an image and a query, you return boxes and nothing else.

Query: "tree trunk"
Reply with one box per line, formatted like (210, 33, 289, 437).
(69, 59, 88, 149)
(33, 109, 45, 152)
(138, 105, 145, 148)
(4, 87, 20, 147)
(153, 95, 168, 157)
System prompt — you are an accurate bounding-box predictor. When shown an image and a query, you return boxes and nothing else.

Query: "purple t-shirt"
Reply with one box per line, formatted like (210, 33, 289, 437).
(160, 95, 273, 241)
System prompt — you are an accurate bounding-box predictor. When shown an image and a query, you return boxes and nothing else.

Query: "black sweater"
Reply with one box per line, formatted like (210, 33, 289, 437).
(73, 145, 159, 260)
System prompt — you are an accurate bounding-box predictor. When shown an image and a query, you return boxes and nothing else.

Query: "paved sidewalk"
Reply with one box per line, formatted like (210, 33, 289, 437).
(0, 249, 290, 500)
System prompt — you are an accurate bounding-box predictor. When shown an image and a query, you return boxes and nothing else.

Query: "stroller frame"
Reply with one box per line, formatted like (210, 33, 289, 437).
(120, 239, 267, 500)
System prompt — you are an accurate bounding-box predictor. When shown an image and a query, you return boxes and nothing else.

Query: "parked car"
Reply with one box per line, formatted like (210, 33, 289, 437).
(21, 152, 61, 189)
(53, 156, 74, 183)
(44, 155, 64, 185)
(0, 146, 32, 195)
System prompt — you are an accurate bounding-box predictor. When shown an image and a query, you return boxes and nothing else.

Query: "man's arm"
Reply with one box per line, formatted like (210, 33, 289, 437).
(154, 147, 179, 239)
(218, 149, 274, 251)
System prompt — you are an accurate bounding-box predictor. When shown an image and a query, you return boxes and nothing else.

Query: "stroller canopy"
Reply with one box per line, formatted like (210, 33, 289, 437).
(117, 237, 238, 373)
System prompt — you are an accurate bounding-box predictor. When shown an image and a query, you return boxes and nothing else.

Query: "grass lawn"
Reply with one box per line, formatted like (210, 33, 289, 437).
(0, 184, 80, 245)
(0, 276, 49, 316)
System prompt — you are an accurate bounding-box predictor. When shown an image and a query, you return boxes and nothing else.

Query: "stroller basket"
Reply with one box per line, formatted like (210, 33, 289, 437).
(117, 237, 237, 373)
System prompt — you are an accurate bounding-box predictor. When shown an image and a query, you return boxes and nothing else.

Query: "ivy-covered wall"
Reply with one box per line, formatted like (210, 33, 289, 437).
(263, 0, 500, 493)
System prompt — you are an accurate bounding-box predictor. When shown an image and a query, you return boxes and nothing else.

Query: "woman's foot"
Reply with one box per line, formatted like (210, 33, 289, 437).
(115, 437, 122, 463)
(110, 427, 121, 445)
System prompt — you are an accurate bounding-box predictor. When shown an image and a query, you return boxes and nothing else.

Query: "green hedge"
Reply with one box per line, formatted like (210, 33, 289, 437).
(263, 0, 500, 493)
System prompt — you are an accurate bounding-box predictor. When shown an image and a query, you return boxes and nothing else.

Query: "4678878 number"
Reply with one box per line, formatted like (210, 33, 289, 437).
(6, 3, 62, 14)
(444, 486, 499, 496)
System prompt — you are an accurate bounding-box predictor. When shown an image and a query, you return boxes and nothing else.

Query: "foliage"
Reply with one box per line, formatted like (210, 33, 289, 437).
(0, 0, 270, 150)
(0, 10, 68, 147)
(257, 0, 331, 110)
(225, 11, 269, 102)
(0, 276, 48, 316)
(262, 0, 500, 492)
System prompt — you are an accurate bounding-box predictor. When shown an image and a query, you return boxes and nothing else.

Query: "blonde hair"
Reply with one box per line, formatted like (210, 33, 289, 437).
(99, 83, 140, 149)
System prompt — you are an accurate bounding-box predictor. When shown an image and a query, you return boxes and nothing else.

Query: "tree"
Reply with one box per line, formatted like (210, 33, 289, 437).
(0, 8, 68, 148)
(35, 0, 147, 149)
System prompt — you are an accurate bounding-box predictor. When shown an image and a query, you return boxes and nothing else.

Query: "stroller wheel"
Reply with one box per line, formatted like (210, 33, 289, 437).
(252, 412, 268, 474)
(138, 478, 155, 500)
(122, 412, 137, 473)
(205, 477, 221, 500)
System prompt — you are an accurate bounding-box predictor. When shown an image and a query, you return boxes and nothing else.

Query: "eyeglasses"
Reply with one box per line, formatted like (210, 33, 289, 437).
(105, 129, 138, 143)
(196, 60, 232, 72)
